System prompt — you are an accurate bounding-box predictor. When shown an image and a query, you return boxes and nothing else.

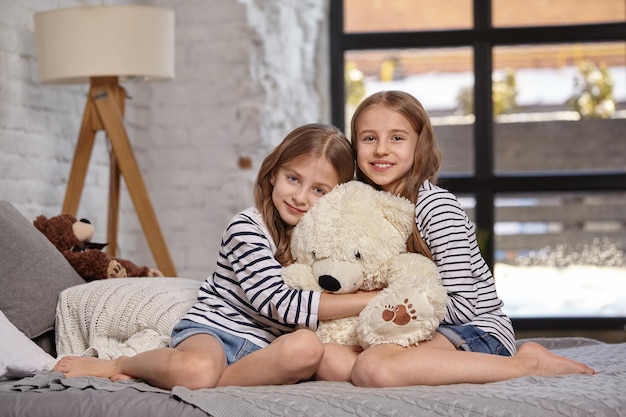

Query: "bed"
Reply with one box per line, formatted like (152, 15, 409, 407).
(1, 200, 625, 417)
(1, 335, 625, 417)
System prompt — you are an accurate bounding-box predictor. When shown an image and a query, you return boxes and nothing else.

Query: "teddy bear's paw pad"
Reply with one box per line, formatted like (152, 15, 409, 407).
(358, 289, 438, 347)
(381, 299, 419, 326)
(108, 260, 128, 278)
(378, 291, 434, 324)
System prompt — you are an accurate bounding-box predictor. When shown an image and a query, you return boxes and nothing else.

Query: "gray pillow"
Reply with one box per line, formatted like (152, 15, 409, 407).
(0, 201, 85, 339)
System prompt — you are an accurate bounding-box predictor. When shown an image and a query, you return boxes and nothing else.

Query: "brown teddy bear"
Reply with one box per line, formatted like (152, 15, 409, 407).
(33, 214, 163, 281)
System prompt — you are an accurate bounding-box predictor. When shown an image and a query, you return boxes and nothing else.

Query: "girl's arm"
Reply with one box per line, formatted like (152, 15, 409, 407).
(416, 188, 493, 322)
(210, 210, 320, 329)
(318, 290, 379, 321)
(219, 210, 377, 327)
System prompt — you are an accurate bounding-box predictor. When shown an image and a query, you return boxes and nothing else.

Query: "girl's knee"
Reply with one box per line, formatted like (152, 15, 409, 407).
(292, 329, 324, 359)
(351, 350, 392, 388)
(170, 350, 224, 389)
(281, 329, 324, 368)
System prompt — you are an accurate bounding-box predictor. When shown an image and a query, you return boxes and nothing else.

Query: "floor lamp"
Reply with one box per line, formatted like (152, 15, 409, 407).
(34, 6, 177, 276)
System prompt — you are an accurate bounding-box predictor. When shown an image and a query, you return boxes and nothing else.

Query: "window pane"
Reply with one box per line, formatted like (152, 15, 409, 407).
(345, 47, 475, 175)
(343, 0, 472, 32)
(494, 192, 626, 318)
(493, 0, 626, 27)
(492, 42, 626, 174)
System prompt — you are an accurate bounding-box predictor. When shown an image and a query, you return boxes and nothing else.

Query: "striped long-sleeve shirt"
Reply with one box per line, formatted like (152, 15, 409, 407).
(182, 207, 321, 348)
(417, 180, 517, 355)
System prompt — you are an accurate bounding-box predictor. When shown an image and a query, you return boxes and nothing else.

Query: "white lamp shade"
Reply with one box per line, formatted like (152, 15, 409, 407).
(34, 5, 174, 84)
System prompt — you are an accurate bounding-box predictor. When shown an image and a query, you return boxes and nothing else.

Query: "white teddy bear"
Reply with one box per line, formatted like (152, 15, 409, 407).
(282, 181, 448, 349)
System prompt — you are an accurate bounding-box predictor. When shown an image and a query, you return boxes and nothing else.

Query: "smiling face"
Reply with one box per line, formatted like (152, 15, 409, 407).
(270, 156, 340, 226)
(354, 104, 419, 194)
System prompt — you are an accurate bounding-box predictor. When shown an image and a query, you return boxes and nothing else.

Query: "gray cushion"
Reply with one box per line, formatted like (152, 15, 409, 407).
(0, 201, 84, 339)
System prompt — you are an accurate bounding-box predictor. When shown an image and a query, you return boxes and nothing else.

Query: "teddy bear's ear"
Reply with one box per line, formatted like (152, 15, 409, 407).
(374, 190, 415, 241)
(33, 215, 49, 233)
(330, 181, 415, 241)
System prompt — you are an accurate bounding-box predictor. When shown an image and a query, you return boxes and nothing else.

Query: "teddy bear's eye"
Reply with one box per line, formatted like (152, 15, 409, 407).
(355, 250, 361, 259)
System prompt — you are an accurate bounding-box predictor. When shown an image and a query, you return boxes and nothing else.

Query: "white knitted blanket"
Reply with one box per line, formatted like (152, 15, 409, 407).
(55, 278, 200, 359)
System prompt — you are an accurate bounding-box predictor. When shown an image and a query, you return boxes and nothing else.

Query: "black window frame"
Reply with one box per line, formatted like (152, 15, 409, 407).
(330, 0, 626, 332)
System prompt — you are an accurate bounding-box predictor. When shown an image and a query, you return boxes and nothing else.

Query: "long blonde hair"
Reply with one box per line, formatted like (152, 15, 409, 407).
(254, 123, 355, 265)
(350, 90, 442, 259)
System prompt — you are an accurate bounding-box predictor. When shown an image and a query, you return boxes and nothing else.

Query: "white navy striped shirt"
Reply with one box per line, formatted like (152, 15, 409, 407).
(183, 207, 321, 348)
(417, 180, 517, 355)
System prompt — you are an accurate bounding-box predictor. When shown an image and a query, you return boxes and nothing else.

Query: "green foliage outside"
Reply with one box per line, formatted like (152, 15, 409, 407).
(567, 60, 615, 119)
(345, 62, 366, 108)
(457, 69, 518, 116)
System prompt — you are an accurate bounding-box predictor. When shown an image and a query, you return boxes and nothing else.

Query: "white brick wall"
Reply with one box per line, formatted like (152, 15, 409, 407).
(0, 0, 330, 280)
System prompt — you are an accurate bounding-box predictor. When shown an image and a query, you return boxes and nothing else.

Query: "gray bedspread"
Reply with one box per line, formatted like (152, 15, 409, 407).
(1, 337, 625, 417)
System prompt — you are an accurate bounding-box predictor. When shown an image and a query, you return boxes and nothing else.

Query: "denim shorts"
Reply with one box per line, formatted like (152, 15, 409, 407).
(169, 319, 262, 365)
(437, 324, 511, 356)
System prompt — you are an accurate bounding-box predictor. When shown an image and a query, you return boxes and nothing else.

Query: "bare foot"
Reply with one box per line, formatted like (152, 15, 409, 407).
(54, 356, 122, 379)
(516, 342, 596, 376)
(110, 373, 135, 382)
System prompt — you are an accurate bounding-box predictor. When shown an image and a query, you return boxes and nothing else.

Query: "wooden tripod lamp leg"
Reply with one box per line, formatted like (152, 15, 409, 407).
(92, 83, 177, 277)
(62, 95, 98, 216)
(107, 150, 121, 258)
(106, 84, 125, 258)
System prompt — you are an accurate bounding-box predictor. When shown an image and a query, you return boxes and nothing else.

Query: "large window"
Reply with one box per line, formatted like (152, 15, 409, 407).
(330, 0, 626, 332)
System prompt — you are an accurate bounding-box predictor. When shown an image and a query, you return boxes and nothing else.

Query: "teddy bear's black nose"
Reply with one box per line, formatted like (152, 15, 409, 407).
(79, 218, 91, 224)
(319, 275, 341, 292)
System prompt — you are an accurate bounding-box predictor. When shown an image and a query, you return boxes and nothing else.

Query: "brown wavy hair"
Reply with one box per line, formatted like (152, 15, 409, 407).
(350, 90, 442, 259)
(254, 123, 355, 266)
